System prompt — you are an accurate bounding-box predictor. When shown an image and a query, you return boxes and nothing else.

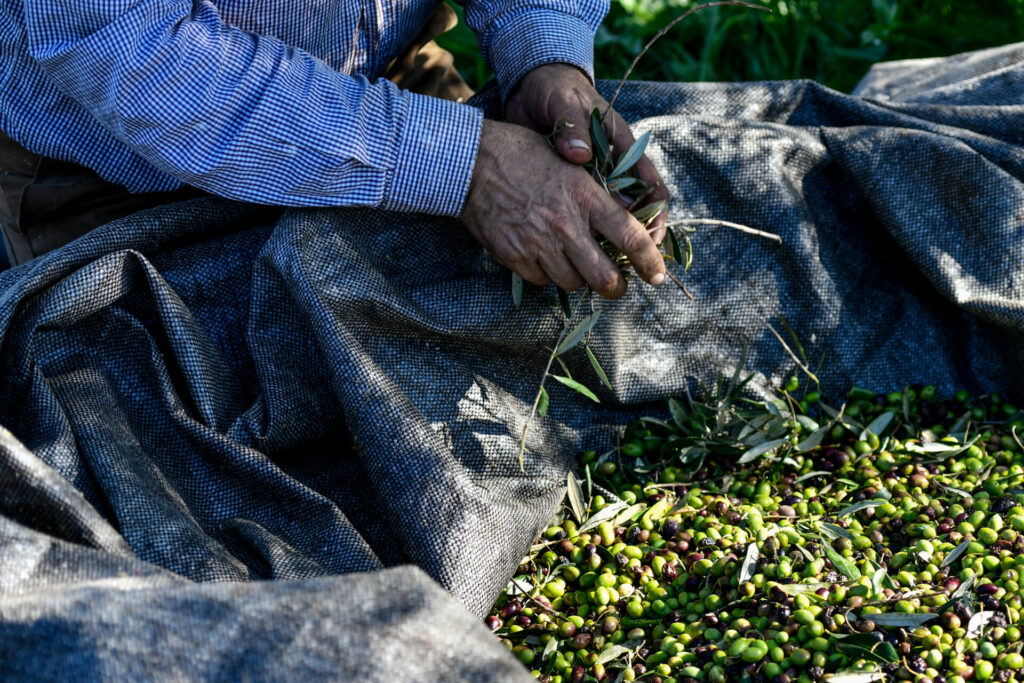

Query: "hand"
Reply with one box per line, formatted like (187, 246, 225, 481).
(460, 119, 666, 299)
(505, 63, 670, 242)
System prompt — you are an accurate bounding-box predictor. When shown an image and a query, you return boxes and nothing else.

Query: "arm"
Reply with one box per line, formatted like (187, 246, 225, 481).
(22, 0, 482, 215)
(457, 0, 609, 100)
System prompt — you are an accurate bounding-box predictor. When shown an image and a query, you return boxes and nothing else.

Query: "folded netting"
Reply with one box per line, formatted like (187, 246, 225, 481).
(1, 43, 1022, 680)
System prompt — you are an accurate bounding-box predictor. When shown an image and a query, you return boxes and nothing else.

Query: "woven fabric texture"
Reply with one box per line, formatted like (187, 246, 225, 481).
(1, 44, 1023, 680)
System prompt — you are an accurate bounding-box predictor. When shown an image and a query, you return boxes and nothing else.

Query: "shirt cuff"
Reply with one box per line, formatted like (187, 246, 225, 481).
(487, 10, 597, 101)
(381, 91, 484, 216)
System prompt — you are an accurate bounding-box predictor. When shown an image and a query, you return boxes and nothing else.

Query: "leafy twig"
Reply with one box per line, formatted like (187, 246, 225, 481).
(509, 577, 563, 616)
(767, 323, 820, 386)
(625, 184, 659, 213)
(515, 1, 773, 465)
(520, 331, 567, 469)
(665, 271, 695, 300)
(662, 218, 783, 244)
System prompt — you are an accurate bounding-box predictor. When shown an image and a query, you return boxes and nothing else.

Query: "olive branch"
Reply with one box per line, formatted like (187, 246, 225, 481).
(516, 1, 780, 468)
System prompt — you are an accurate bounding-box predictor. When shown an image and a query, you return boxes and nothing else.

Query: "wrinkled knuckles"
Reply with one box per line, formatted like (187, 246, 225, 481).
(616, 225, 652, 256)
(548, 215, 580, 242)
(515, 227, 550, 260)
(567, 176, 599, 206)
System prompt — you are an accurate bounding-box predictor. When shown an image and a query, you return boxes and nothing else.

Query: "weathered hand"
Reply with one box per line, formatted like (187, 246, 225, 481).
(505, 63, 670, 242)
(460, 119, 666, 299)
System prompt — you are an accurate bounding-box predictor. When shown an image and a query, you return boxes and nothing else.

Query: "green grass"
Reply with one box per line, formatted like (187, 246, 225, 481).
(437, 0, 1024, 93)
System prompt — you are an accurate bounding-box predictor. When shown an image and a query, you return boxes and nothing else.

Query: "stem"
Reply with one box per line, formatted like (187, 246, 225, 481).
(519, 330, 567, 470)
(509, 578, 563, 617)
(856, 590, 947, 609)
(626, 184, 658, 213)
(661, 218, 783, 244)
(666, 271, 695, 300)
(603, 1, 769, 117)
(767, 323, 820, 386)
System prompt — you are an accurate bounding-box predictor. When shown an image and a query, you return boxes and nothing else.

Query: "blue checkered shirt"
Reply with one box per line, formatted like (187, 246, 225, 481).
(0, 0, 607, 216)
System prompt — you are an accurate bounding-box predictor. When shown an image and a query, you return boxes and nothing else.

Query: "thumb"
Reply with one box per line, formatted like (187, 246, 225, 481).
(552, 113, 593, 165)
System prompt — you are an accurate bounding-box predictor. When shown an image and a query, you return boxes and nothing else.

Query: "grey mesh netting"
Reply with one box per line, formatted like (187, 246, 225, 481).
(2, 43, 1024, 680)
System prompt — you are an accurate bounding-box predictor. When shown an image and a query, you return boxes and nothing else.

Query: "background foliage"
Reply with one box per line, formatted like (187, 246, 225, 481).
(438, 0, 1024, 93)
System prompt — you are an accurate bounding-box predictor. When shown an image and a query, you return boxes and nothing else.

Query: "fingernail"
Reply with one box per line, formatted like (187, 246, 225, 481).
(651, 272, 665, 286)
(567, 138, 591, 151)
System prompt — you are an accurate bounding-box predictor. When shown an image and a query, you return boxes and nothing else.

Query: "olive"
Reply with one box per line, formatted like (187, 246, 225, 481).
(489, 386, 1024, 683)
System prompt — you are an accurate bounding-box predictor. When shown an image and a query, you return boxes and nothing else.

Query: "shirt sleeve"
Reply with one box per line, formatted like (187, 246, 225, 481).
(21, 1, 482, 216)
(458, 0, 610, 99)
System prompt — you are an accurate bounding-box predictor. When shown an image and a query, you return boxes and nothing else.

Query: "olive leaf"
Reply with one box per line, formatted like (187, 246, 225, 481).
(585, 345, 612, 389)
(967, 611, 997, 639)
(508, 576, 534, 596)
(740, 414, 774, 440)
(796, 415, 820, 431)
(919, 441, 962, 453)
(609, 131, 651, 178)
(738, 542, 760, 584)
(836, 638, 899, 665)
(682, 232, 694, 270)
(864, 558, 896, 592)
(919, 435, 979, 460)
(542, 635, 559, 660)
(827, 672, 889, 683)
(796, 426, 829, 452)
(579, 501, 629, 532)
(595, 644, 633, 666)
(949, 411, 972, 440)
(822, 535, 861, 580)
(940, 483, 972, 499)
(638, 416, 673, 430)
(613, 503, 648, 527)
(667, 227, 683, 264)
(555, 312, 600, 356)
(819, 523, 855, 542)
(940, 539, 971, 569)
(837, 500, 885, 517)
(512, 273, 523, 308)
(632, 200, 667, 225)
(950, 574, 976, 601)
(566, 472, 586, 522)
(795, 470, 831, 483)
(738, 437, 789, 464)
(859, 411, 895, 441)
(641, 497, 673, 527)
(820, 402, 864, 432)
(555, 356, 573, 381)
(835, 634, 901, 663)
(774, 582, 833, 595)
(862, 613, 938, 628)
(668, 397, 688, 430)
(606, 176, 637, 192)
(871, 567, 886, 596)
(537, 386, 550, 418)
(550, 375, 600, 403)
